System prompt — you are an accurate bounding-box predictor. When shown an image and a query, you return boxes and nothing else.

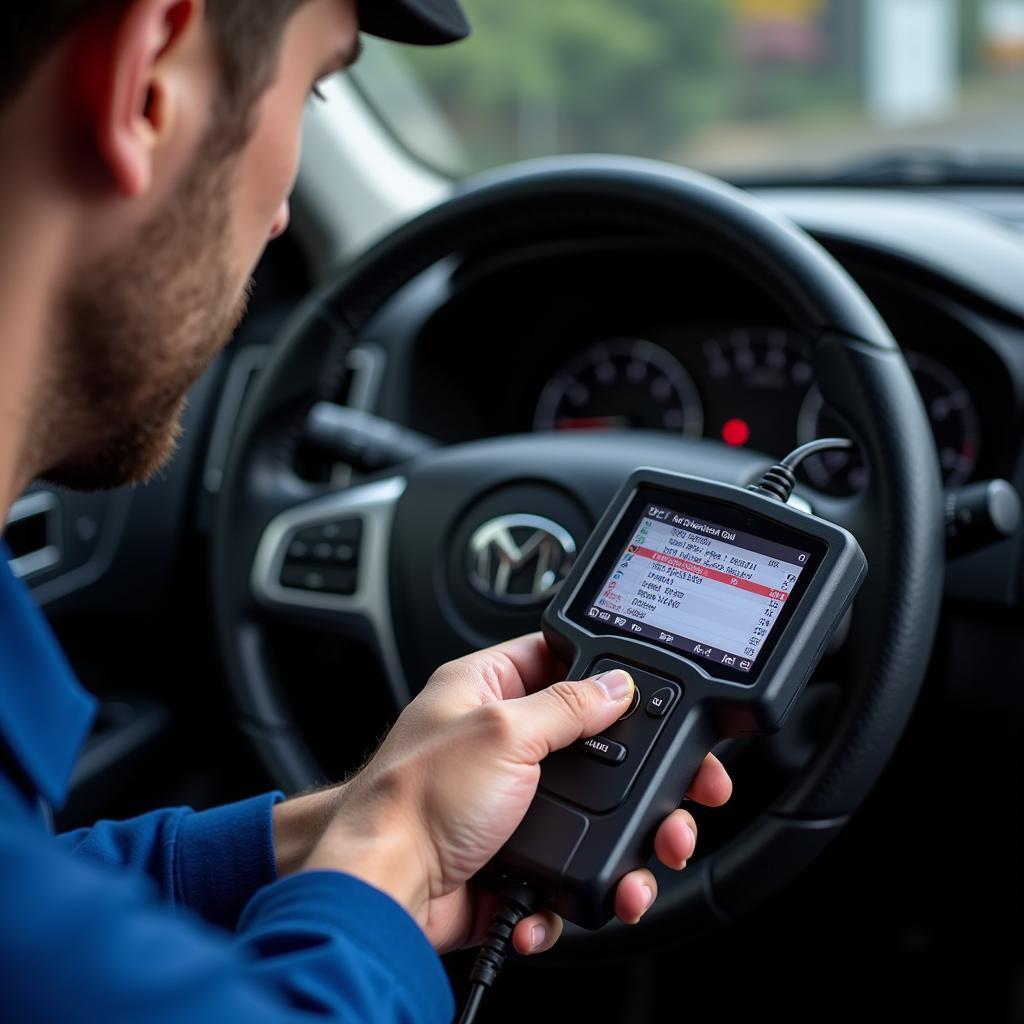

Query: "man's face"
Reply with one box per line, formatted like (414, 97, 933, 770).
(44, 0, 359, 490)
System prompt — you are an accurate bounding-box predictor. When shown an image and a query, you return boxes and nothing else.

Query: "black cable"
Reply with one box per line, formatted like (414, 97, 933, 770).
(457, 880, 540, 1024)
(748, 437, 854, 503)
(457, 984, 485, 1024)
(779, 437, 856, 472)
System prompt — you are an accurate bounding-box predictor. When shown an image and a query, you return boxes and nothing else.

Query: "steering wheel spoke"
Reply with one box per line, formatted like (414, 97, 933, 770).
(251, 476, 411, 707)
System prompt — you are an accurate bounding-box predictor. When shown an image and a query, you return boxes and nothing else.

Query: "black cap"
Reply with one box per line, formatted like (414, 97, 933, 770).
(359, 0, 471, 46)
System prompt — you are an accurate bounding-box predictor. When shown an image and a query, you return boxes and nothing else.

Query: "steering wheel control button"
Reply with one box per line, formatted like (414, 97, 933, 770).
(331, 543, 358, 565)
(280, 565, 357, 596)
(645, 687, 676, 718)
(288, 540, 310, 560)
(322, 520, 362, 542)
(294, 519, 363, 546)
(579, 735, 627, 765)
(281, 519, 364, 593)
(617, 685, 641, 721)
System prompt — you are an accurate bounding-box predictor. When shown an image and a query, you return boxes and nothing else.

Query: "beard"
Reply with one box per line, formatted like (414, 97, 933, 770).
(41, 144, 252, 492)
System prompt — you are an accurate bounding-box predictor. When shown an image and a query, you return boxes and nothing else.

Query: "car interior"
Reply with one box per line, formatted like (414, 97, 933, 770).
(7, 3, 1024, 1021)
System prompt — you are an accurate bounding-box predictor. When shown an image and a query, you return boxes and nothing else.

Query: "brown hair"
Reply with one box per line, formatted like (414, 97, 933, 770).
(1, 1, 313, 143)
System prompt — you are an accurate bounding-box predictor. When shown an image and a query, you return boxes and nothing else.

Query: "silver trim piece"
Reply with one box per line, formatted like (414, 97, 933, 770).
(251, 476, 410, 705)
(346, 344, 386, 413)
(204, 344, 387, 496)
(204, 346, 268, 495)
(6, 492, 61, 579)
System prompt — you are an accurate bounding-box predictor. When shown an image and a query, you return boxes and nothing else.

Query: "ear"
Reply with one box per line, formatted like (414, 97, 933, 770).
(72, 0, 205, 197)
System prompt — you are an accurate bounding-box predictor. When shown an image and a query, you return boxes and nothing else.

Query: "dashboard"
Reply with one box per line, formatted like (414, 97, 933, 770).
(381, 228, 1022, 503)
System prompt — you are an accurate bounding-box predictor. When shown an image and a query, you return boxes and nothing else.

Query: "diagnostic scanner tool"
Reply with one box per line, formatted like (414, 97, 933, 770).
(490, 465, 867, 930)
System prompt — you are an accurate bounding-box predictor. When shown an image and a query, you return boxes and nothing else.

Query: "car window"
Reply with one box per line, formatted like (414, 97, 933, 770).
(351, 0, 1024, 179)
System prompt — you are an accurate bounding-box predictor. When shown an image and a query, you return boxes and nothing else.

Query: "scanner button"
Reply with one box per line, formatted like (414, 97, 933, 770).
(646, 687, 676, 718)
(617, 686, 641, 722)
(579, 735, 627, 765)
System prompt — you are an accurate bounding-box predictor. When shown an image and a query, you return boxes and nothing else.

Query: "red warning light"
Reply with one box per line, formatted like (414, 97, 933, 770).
(721, 418, 750, 447)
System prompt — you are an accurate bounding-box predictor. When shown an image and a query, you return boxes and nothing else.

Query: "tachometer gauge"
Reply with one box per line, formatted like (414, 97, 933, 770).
(534, 339, 703, 435)
(700, 327, 813, 454)
(798, 350, 981, 495)
(703, 327, 814, 389)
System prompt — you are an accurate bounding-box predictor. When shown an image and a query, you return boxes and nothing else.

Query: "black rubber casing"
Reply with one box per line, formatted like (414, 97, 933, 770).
(492, 468, 867, 929)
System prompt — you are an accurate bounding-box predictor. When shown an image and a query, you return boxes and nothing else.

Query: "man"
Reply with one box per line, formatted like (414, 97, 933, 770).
(0, 1, 732, 1021)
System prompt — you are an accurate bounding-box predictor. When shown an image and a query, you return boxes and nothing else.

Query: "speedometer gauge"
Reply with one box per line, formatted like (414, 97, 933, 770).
(798, 350, 981, 495)
(534, 339, 703, 436)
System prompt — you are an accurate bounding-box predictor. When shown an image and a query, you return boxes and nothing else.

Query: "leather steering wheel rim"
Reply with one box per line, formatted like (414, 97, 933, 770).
(212, 155, 944, 950)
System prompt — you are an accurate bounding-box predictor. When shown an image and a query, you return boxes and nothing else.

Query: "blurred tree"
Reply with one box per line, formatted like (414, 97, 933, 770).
(404, 0, 729, 166)
(959, 0, 985, 75)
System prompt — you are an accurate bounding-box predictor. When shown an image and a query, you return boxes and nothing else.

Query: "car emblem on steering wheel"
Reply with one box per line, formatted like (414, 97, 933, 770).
(467, 515, 577, 606)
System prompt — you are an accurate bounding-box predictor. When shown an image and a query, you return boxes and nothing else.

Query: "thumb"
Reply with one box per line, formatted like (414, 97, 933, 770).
(504, 669, 635, 762)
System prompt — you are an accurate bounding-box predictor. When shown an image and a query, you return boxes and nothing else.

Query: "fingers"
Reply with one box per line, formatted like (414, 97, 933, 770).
(653, 808, 698, 870)
(429, 633, 567, 705)
(502, 669, 635, 761)
(484, 633, 568, 698)
(511, 910, 564, 956)
(614, 868, 658, 925)
(650, 754, 731, 871)
(686, 752, 733, 807)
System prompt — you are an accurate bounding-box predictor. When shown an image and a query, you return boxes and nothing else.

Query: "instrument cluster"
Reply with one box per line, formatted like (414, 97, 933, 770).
(532, 327, 983, 495)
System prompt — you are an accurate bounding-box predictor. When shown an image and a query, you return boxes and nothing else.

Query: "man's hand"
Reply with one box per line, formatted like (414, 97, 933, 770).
(298, 634, 731, 954)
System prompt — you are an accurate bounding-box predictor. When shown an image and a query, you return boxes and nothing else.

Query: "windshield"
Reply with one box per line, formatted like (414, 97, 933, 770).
(352, 0, 1024, 180)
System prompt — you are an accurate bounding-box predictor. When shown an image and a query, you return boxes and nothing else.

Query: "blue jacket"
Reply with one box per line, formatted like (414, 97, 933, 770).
(0, 547, 454, 1023)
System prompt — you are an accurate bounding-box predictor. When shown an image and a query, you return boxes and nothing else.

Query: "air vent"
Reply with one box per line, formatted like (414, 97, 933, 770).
(4, 492, 61, 578)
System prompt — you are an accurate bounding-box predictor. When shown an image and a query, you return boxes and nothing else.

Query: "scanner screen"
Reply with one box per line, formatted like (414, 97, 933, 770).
(583, 503, 813, 674)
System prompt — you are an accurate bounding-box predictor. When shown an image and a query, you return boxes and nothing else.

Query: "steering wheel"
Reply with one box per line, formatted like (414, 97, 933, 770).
(212, 156, 943, 949)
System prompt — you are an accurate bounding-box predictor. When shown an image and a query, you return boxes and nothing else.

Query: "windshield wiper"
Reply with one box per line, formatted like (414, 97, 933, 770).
(733, 148, 1024, 189)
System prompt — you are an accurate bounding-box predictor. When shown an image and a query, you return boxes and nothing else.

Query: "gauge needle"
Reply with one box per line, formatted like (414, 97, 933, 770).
(555, 416, 631, 431)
